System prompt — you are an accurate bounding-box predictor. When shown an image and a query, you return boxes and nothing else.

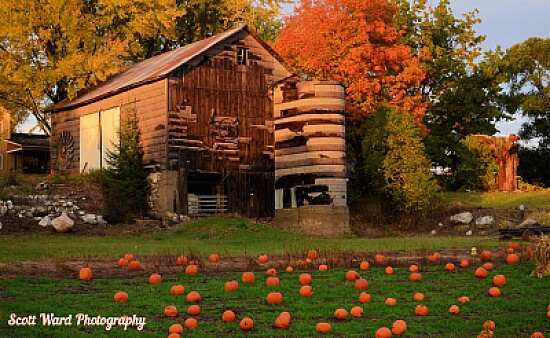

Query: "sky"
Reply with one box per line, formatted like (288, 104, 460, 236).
(19, 0, 550, 135)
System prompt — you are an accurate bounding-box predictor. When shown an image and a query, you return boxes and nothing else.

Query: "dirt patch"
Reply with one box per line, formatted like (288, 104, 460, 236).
(0, 248, 532, 280)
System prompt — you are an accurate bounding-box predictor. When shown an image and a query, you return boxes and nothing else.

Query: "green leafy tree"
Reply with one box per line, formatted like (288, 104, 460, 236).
(103, 113, 150, 222)
(393, 0, 506, 170)
(363, 106, 439, 213)
(455, 136, 498, 191)
(498, 38, 550, 146)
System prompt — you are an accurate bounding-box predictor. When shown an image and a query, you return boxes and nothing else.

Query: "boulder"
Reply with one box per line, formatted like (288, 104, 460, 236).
(51, 212, 74, 233)
(516, 218, 539, 228)
(449, 212, 473, 225)
(475, 216, 495, 229)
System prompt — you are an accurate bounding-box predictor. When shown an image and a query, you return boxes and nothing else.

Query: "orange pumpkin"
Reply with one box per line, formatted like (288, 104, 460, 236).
(359, 292, 371, 303)
(483, 262, 494, 271)
(460, 260, 469, 268)
(475, 267, 488, 278)
(128, 260, 141, 271)
(186, 291, 201, 303)
(224, 280, 239, 292)
(176, 255, 188, 265)
(345, 270, 360, 281)
(187, 304, 201, 316)
(374, 254, 385, 264)
(318, 264, 328, 271)
(149, 273, 162, 285)
(185, 264, 199, 275)
(354, 278, 369, 290)
(316, 322, 331, 332)
(299, 273, 313, 285)
(222, 310, 236, 322)
(413, 292, 424, 302)
(360, 261, 370, 270)
(506, 247, 514, 254)
(433, 252, 441, 259)
(428, 254, 437, 263)
(114, 291, 129, 302)
(507, 241, 520, 251)
(445, 263, 456, 272)
(267, 292, 283, 305)
(124, 253, 135, 262)
(488, 287, 501, 297)
(506, 253, 519, 264)
(242, 272, 256, 283)
(385, 266, 394, 275)
(240, 317, 254, 331)
(209, 253, 220, 263)
(334, 308, 348, 320)
(300, 285, 313, 297)
(483, 320, 496, 331)
(258, 254, 268, 263)
(170, 284, 185, 295)
(275, 314, 290, 328)
(493, 274, 507, 287)
(285, 266, 294, 273)
(266, 268, 277, 276)
(305, 258, 312, 264)
(392, 320, 407, 335)
(266, 277, 280, 287)
(79, 267, 92, 281)
(167, 333, 180, 338)
(449, 305, 460, 315)
(458, 296, 470, 304)
(375, 327, 392, 338)
(185, 317, 198, 329)
(118, 258, 128, 267)
(169, 323, 184, 334)
(480, 250, 492, 261)
(531, 332, 545, 338)
(280, 312, 291, 320)
(308, 249, 319, 259)
(350, 306, 363, 317)
(526, 246, 533, 256)
(385, 297, 397, 306)
(410, 273, 422, 281)
(164, 305, 178, 317)
(409, 264, 419, 273)
(415, 304, 429, 316)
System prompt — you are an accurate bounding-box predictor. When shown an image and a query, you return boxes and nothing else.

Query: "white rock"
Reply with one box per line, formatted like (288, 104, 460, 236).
(51, 212, 74, 233)
(430, 229, 437, 235)
(465, 230, 473, 236)
(475, 216, 495, 228)
(82, 214, 97, 225)
(449, 212, 473, 224)
(39, 216, 52, 228)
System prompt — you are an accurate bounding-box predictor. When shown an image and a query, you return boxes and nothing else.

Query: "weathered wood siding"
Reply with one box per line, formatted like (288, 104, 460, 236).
(50, 79, 168, 174)
(166, 30, 290, 173)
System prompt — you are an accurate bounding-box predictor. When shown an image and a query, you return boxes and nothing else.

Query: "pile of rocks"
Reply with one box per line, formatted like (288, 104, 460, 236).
(0, 188, 106, 233)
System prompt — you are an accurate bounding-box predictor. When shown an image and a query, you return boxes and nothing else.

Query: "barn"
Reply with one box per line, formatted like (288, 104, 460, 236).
(49, 25, 349, 231)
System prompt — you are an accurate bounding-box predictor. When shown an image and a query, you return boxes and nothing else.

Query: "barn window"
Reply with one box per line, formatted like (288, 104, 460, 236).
(237, 47, 247, 65)
(79, 107, 120, 173)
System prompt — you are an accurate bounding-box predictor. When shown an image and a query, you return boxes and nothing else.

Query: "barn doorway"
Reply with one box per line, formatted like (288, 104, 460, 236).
(186, 172, 227, 215)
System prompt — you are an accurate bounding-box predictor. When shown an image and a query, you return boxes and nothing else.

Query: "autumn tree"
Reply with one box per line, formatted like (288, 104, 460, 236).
(276, 0, 426, 121)
(177, 0, 290, 44)
(0, 0, 184, 134)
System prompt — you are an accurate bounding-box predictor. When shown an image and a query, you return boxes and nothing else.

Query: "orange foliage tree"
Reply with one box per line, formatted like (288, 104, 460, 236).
(275, 0, 426, 122)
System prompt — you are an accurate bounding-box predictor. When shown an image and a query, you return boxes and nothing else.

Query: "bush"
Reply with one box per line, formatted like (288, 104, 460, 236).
(363, 106, 439, 213)
(102, 112, 150, 223)
(455, 136, 498, 191)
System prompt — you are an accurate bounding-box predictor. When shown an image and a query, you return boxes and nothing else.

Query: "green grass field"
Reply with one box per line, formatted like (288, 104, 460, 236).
(0, 217, 505, 263)
(0, 258, 548, 337)
(440, 189, 550, 209)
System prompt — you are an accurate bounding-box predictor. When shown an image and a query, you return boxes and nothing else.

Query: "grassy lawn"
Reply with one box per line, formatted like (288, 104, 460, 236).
(0, 217, 505, 263)
(440, 189, 550, 209)
(0, 258, 548, 337)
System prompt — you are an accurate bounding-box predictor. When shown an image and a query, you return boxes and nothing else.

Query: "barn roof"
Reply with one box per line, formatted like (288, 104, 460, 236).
(51, 25, 285, 112)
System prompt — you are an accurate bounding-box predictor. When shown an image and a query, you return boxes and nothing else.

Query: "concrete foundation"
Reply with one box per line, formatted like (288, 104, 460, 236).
(273, 205, 350, 238)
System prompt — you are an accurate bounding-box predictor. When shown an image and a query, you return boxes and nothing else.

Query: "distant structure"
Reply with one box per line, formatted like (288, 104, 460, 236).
(472, 134, 519, 192)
